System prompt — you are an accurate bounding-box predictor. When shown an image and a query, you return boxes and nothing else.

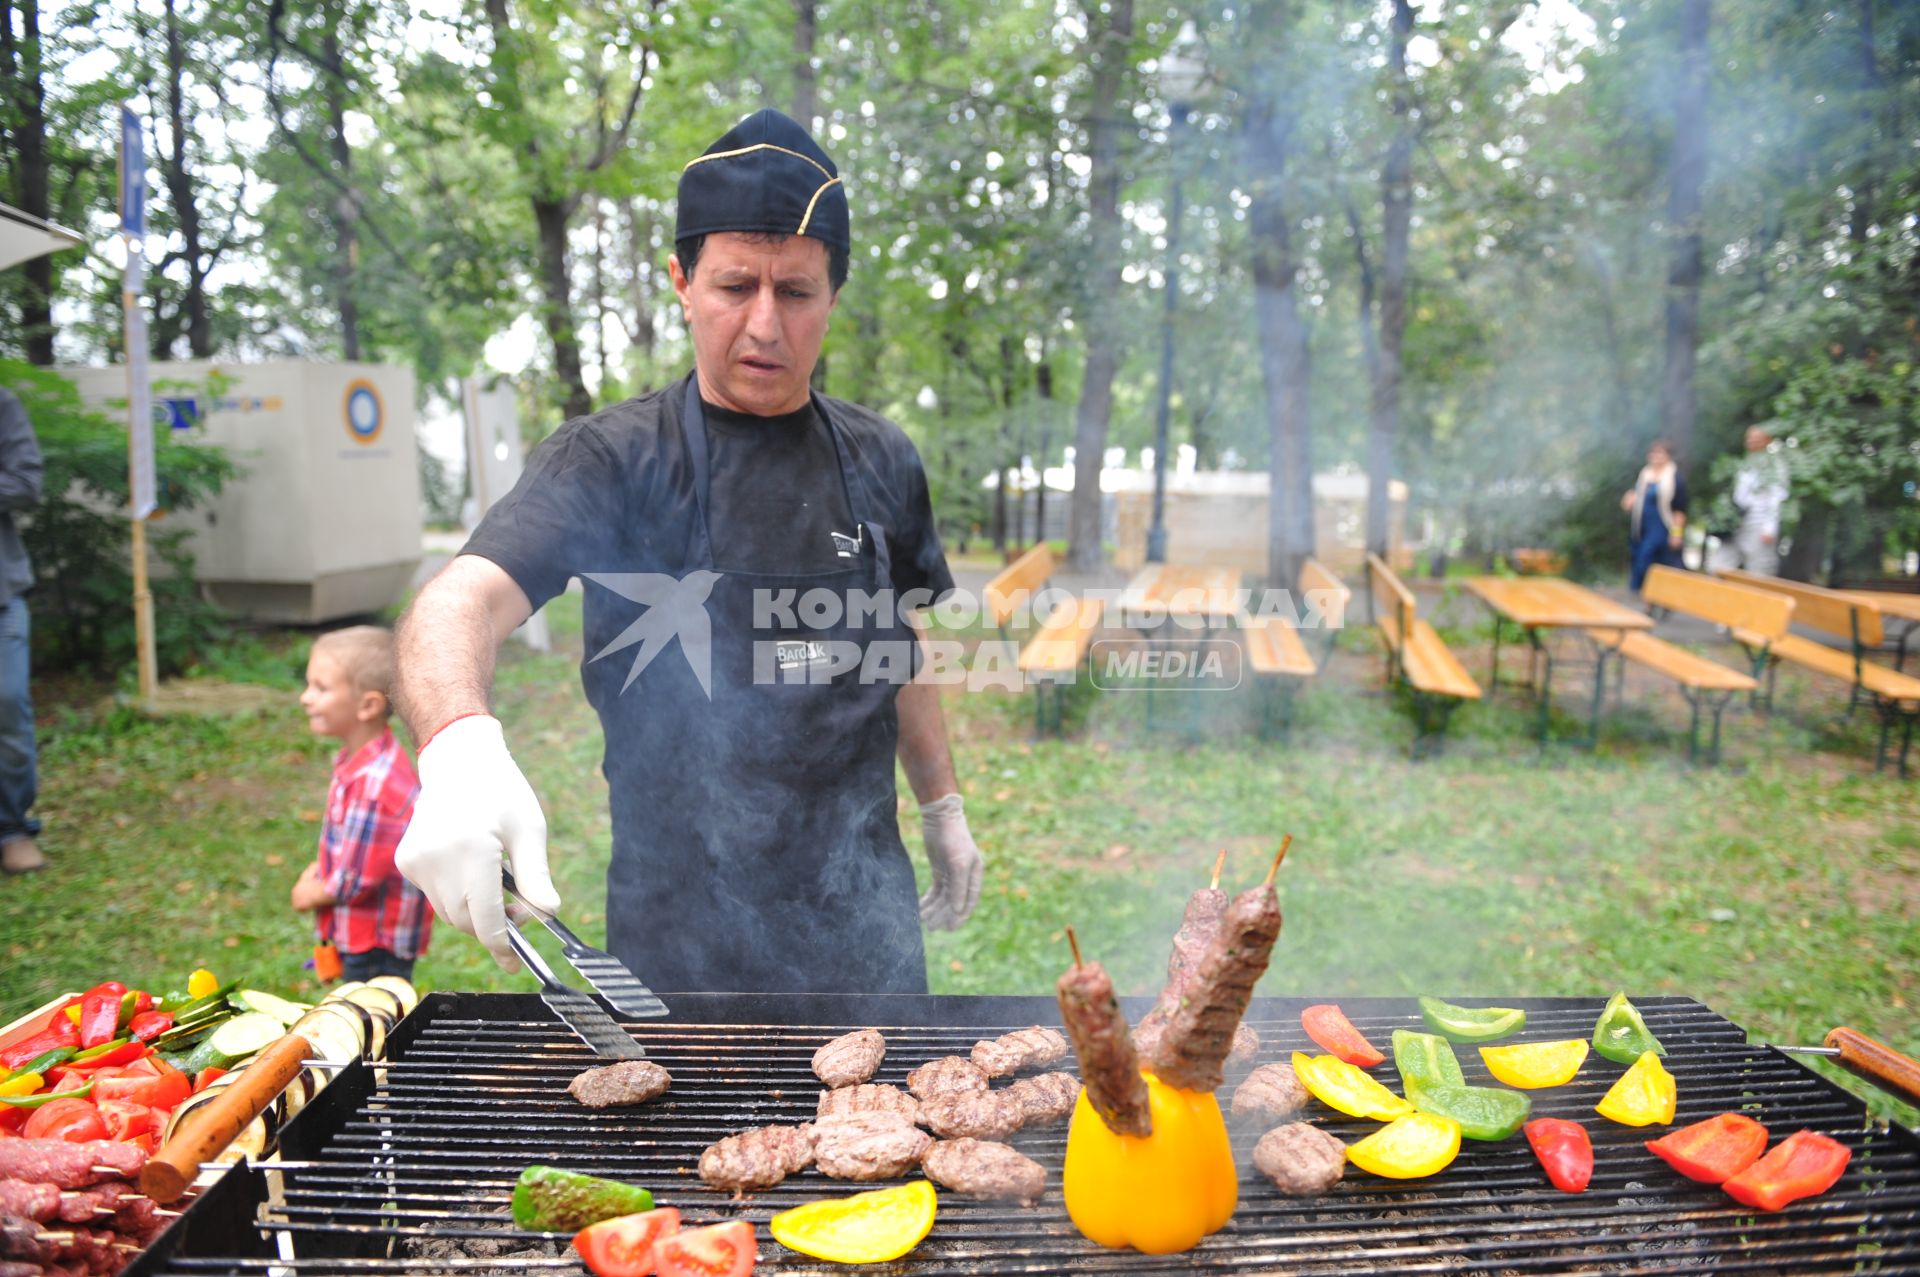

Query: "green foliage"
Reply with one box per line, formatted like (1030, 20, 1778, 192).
(0, 359, 236, 675)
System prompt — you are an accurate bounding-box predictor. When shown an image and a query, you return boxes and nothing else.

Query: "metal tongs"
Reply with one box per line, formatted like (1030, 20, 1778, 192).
(504, 867, 669, 1020)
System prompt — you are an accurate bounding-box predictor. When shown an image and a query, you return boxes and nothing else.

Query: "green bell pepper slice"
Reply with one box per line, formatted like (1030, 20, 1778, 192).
(1407, 1080, 1533, 1141)
(0, 1078, 94, 1107)
(1393, 1030, 1466, 1091)
(16, 1046, 77, 1077)
(1592, 992, 1666, 1066)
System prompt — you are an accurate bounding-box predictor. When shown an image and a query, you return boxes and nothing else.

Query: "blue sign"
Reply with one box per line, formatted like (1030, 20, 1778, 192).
(120, 106, 144, 236)
(159, 397, 200, 431)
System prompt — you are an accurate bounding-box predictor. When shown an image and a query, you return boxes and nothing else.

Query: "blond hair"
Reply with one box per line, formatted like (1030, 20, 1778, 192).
(311, 625, 395, 716)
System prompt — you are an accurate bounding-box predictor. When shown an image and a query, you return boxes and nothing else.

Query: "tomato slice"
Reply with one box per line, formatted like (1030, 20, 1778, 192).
(1646, 1112, 1769, 1184)
(654, 1220, 756, 1277)
(574, 1208, 681, 1277)
(1302, 1005, 1386, 1068)
(97, 1099, 161, 1143)
(192, 1067, 228, 1094)
(23, 1097, 109, 1143)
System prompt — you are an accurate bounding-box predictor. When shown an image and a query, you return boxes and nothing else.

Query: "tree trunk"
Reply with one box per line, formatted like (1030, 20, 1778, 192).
(1657, 0, 1710, 465)
(1035, 353, 1054, 545)
(592, 198, 611, 396)
(791, 0, 817, 126)
(1066, 0, 1133, 572)
(1245, 80, 1313, 589)
(1367, 0, 1414, 561)
(160, 0, 212, 358)
(533, 196, 592, 420)
(623, 196, 656, 368)
(1, 0, 56, 364)
(322, 0, 360, 360)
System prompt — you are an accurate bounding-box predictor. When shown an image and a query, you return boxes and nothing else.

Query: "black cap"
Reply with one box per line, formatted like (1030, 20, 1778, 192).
(675, 109, 849, 253)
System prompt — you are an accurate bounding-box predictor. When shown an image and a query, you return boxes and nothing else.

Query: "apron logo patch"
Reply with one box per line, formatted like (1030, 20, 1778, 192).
(582, 570, 722, 699)
(830, 529, 862, 559)
(774, 638, 835, 670)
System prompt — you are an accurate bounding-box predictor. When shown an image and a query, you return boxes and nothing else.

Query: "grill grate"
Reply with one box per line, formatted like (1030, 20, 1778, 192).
(127, 993, 1920, 1275)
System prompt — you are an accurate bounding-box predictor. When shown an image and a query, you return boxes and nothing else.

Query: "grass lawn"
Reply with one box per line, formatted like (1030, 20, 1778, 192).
(3, 588, 1915, 1127)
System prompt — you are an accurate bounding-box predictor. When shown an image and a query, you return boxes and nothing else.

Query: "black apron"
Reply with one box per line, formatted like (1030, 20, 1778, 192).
(599, 380, 928, 994)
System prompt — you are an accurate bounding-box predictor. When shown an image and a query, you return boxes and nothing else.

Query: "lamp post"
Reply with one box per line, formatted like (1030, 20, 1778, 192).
(1147, 22, 1206, 564)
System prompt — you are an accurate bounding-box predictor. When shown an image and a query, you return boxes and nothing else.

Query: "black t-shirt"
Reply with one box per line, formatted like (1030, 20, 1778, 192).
(461, 373, 956, 612)
(703, 399, 853, 574)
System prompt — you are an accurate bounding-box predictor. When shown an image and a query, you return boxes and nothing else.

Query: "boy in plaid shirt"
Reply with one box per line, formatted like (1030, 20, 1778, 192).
(292, 626, 432, 980)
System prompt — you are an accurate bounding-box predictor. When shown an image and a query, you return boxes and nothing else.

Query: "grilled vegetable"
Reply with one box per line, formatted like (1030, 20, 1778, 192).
(1595, 1050, 1677, 1127)
(234, 990, 312, 1027)
(1646, 1112, 1770, 1184)
(1592, 992, 1665, 1065)
(2, 1019, 79, 1072)
(1418, 996, 1525, 1044)
(511, 1166, 654, 1233)
(573, 1207, 681, 1277)
(1479, 1039, 1589, 1089)
(654, 1221, 756, 1277)
(290, 1006, 366, 1064)
(0, 1079, 92, 1107)
(1721, 1129, 1851, 1212)
(1346, 1112, 1462, 1179)
(1062, 1072, 1237, 1254)
(769, 1181, 937, 1264)
(1391, 1031, 1465, 1092)
(1294, 1052, 1413, 1122)
(367, 976, 420, 1015)
(1302, 1005, 1384, 1068)
(187, 969, 220, 999)
(1524, 1117, 1593, 1192)
(179, 1013, 285, 1074)
(1405, 1081, 1531, 1141)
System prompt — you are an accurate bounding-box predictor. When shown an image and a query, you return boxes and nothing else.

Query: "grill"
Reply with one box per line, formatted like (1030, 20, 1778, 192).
(127, 992, 1920, 1275)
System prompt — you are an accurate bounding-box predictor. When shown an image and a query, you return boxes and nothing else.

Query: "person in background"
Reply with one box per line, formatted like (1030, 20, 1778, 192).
(1622, 439, 1688, 594)
(0, 386, 45, 875)
(292, 625, 433, 981)
(1708, 426, 1790, 577)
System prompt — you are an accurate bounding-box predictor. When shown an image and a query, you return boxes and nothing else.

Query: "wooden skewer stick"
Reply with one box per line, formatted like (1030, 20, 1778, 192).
(1264, 834, 1293, 887)
(1066, 926, 1083, 968)
(1209, 849, 1226, 891)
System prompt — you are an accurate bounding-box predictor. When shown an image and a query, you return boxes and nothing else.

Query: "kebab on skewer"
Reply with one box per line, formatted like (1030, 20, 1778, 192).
(1133, 849, 1260, 1065)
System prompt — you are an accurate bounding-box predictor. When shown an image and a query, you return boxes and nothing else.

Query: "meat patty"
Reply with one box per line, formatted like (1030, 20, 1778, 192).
(922, 1139, 1047, 1204)
(918, 1089, 1024, 1140)
(1144, 883, 1283, 1092)
(698, 1124, 816, 1192)
(1253, 1122, 1347, 1196)
(1231, 1062, 1310, 1122)
(812, 1111, 931, 1181)
(969, 1027, 1068, 1078)
(815, 1083, 920, 1124)
(1229, 1024, 1260, 1065)
(905, 1056, 988, 1101)
(1006, 1071, 1080, 1126)
(568, 1060, 672, 1109)
(812, 1029, 887, 1089)
(1056, 959, 1151, 1137)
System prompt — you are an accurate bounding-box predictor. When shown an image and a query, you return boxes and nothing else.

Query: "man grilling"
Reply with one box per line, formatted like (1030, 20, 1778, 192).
(393, 109, 982, 993)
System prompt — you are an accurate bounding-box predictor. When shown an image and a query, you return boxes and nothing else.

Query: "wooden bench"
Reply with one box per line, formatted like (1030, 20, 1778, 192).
(1242, 557, 1349, 740)
(984, 544, 1104, 734)
(1717, 569, 1920, 775)
(1367, 554, 1481, 756)
(1582, 566, 1789, 764)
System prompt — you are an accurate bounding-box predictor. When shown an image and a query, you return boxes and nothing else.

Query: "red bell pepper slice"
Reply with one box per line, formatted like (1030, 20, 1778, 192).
(1722, 1129, 1851, 1211)
(67, 1041, 147, 1071)
(128, 1011, 174, 1042)
(1302, 1004, 1387, 1068)
(1646, 1112, 1769, 1184)
(93, 1056, 191, 1113)
(78, 989, 123, 1049)
(1524, 1117, 1593, 1193)
(83, 981, 129, 1000)
(1, 1019, 80, 1072)
(130, 991, 154, 1017)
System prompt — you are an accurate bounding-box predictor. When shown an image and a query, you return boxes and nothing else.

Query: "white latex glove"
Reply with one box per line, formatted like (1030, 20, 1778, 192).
(918, 793, 983, 931)
(396, 715, 559, 972)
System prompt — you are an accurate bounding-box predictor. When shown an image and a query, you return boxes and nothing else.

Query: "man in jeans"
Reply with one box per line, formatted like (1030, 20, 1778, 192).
(0, 385, 44, 874)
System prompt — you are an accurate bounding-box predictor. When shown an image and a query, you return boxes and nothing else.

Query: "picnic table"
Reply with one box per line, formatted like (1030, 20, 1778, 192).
(1848, 590, 1920, 670)
(1463, 576, 1654, 745)
(1114, 564, 1244, 725)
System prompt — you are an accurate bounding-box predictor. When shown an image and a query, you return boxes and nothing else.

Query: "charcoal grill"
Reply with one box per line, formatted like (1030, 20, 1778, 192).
(127, 992, 1920, 1275)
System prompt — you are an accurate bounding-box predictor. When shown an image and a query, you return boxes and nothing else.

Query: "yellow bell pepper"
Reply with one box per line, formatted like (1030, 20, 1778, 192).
(1293, 1051, 1415, 1121)
(1063, 1071, 1237, 1254)
(188, 968, 220, 999)
(65, 1005, 82, 1026)
(1596, 1049, 1677, 1127)
(1479, 1039, 1589, 1089)
(1348, 1112, 1463, 1179)
(769, 1181, 937, 1263)
(0, 1071, 44, 1099)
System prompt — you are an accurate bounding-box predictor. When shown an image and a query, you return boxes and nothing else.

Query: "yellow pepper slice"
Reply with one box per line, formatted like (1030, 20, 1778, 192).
(1479, 1039, 1590, 1089)
(769, 1181, 937, 1264)
(1348, 1112, 1463, 1179)
(65, 1005, 82, 1026)
(1293, 1051, 1415, 1121)
(0, 1072, 43, 1099)
(1064, 1071, 1237, 1254)
(188, 968, 220, 999)
(1596, 1049, 1677, 1127)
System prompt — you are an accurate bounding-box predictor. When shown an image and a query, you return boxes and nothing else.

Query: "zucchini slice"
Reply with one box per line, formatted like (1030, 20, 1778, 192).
(205, 1012, 288, 1066)
(235, 989, 312, 1027)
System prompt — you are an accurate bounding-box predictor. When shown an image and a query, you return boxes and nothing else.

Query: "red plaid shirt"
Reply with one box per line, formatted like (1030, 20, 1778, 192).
(315, 727, 433, 959)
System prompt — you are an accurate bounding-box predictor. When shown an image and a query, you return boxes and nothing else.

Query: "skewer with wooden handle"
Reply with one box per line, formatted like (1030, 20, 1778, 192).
(139, 1033, 311, 1203)
(1777, 1027, 1920, 1108)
